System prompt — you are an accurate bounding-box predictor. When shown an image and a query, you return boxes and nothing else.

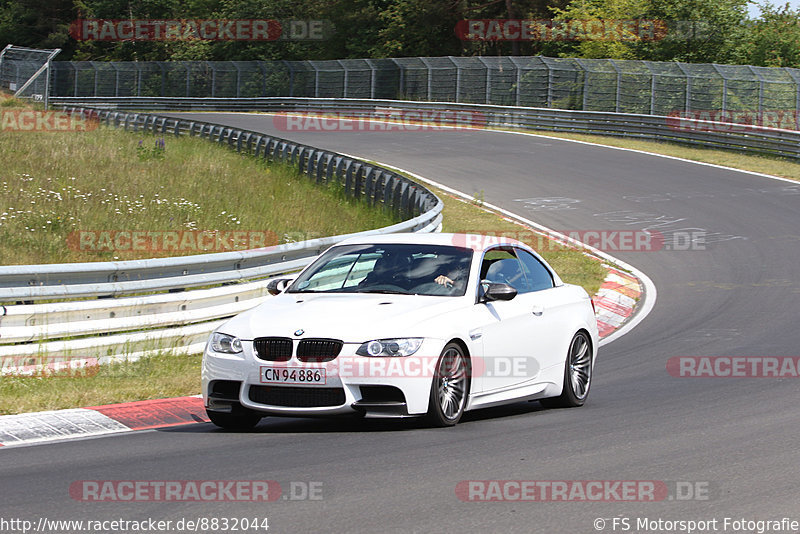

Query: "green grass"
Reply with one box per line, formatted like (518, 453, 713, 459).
(433, 186, 608, 297)
(0, 104, 397, 265)
(0, 354, 202, 415)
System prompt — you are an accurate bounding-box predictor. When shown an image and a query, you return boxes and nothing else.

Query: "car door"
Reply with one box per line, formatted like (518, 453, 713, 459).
(512, 247, 567, 374)
(472, 246, 557, 394)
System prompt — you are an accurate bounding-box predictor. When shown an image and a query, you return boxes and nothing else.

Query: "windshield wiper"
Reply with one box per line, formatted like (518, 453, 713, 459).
(355, 288, 408, 295)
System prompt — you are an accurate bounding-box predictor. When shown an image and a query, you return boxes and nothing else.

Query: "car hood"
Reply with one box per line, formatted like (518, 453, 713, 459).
(218, 292, 468, 342)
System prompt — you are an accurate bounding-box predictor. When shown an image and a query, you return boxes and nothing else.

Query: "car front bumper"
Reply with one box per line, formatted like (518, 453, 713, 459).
(202, 339, 446, 418)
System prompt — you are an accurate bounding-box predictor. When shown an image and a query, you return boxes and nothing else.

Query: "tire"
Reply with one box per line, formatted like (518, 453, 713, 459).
(426, 342, 470, 427)
(207, 408, 263, 430)
(540, 331, 593, 409)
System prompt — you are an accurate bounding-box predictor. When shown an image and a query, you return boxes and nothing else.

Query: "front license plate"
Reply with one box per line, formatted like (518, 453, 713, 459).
(260, 366, 327, 385)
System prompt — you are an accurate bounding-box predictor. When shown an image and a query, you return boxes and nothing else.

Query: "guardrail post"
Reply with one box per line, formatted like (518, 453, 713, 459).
(315, 152, 325, 183)
(345, 161, 357, 195)
(354, 163, 365, 198)
(364, 167, 375, 203)
(325, 153, 335, 184)
(299, 147, 310, 173)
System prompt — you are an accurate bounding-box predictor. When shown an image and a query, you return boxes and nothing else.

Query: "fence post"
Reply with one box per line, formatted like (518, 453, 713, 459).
(312, 62, 320, 98)
(710, 63, 727, 114)
(92, 61, 98, 97)
(211, 62, 216, 98)
(477, 57, 491, 105)
(419, 57, 433, 100)
(365, 58, 376, 99)
(449, 56, 461, 102)
(575, 58, 589, 111)
(675, 62, 691, 112)
(234, 62, 241, 98)
(609, 59, 621, 113)
(747, 66, 765, 116)
(788, 68, 800, 130)
(337, 60, 348, 98)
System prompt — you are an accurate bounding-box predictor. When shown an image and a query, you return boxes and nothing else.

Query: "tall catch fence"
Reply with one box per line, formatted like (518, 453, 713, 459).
(37, 56, 800, 126)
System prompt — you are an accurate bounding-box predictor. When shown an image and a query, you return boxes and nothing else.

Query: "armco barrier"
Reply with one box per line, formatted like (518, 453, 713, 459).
(50, 96, 800, 161)
(0, 108, 442, 368)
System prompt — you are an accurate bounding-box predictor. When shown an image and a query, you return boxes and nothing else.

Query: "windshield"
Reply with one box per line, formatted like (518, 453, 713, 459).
(288, 243, 473, 296)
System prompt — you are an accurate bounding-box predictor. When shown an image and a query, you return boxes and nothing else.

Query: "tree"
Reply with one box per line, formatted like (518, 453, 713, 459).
(741, 2, 800, 67)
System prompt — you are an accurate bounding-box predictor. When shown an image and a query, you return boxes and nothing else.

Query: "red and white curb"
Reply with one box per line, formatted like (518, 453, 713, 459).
(593, 268, 642, 339)
(0, 270, 643, 449)
(0, 166, 653, 449)
(0, 396, 208, 448)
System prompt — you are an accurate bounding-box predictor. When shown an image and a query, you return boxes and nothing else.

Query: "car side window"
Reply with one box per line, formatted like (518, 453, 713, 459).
(516, 248, 554, 292)
(481, 248, 527, 291)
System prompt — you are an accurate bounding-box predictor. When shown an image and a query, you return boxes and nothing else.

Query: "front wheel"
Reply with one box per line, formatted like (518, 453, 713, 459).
(207, 408, 262, 430)
(426, 343, 470, 427)
(540, 331, 592, 409)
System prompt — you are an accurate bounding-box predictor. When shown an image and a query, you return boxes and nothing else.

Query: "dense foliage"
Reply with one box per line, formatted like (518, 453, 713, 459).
(1, 0, 799, 66)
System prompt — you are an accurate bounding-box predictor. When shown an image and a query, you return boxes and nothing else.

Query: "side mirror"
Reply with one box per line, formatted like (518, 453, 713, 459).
(267, 278, 292, 295)
(479, 282, 517, 303)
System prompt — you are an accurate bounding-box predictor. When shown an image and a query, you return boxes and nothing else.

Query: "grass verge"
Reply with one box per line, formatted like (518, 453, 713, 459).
(0, 354, 201, 416)
(0, 98, 397, 265)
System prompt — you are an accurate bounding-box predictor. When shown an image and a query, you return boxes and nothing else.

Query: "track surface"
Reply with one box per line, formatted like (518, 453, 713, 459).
(3, 114, 799, 533)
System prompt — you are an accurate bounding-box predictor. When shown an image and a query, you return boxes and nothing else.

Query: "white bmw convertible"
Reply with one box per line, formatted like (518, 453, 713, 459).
(202, 233, 598, 428)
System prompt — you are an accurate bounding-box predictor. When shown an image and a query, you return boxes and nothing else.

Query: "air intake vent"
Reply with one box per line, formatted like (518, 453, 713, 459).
(297, 338, 343, 362)
(248, 385, 345, 407)
(253, 337, 293, 361)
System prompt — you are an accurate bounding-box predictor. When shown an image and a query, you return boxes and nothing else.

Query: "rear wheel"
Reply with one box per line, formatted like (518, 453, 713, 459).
(207, 408, 262, 430)
(540, 331, 592, 409)
(426, 343, 469, 427)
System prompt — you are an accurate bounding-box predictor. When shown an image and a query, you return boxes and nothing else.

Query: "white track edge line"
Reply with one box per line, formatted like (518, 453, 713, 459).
(340, 154, 657, 348)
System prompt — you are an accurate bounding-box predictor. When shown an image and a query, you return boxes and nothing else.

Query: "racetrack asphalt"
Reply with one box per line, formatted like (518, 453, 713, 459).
(2, 113, 798, 533)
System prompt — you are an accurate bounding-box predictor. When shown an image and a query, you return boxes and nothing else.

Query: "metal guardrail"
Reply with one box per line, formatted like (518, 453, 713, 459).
(0, 107, 443, 367)
(51, 96, 800, 161)
(1, 107, 442, 301)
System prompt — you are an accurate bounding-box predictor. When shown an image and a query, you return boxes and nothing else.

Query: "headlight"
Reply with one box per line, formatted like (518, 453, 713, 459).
(210, 332, 243, 354)
(356, 338, 423, 357)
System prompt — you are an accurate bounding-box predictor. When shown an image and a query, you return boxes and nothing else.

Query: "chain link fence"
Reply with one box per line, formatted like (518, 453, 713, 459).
(0, 45, 61, 107)
(5, 48, 800, 126)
